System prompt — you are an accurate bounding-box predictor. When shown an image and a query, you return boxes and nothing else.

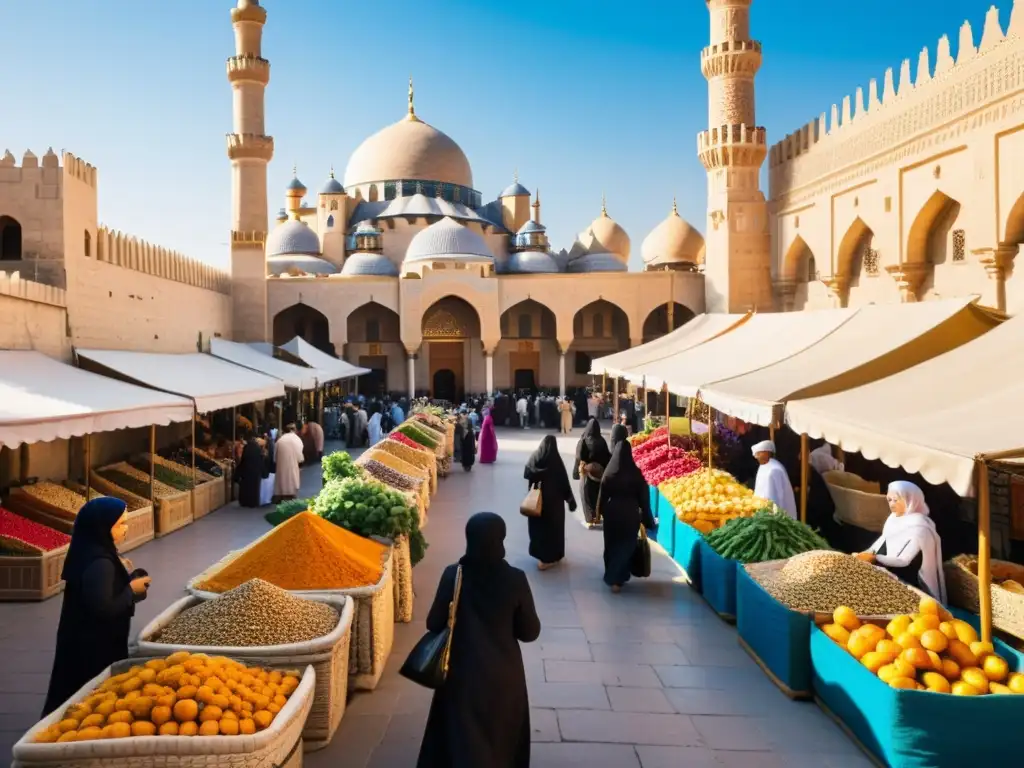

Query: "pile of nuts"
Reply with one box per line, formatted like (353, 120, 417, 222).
(20, 482, 91, 516)
(155, 579, 339, 647)
(750, 550, 921, 615)
(358, 459, 420, 492)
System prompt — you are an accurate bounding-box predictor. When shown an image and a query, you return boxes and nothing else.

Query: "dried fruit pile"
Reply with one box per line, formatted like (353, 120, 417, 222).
(98, 464, 179, 499)
(156, 579, 339, 647)
(751, 550, 921, 615)
(33, 651, 301, 741)
(0, 507, 70, 553)
(358, 459, 420, 493)
(19, 482, 91, 518)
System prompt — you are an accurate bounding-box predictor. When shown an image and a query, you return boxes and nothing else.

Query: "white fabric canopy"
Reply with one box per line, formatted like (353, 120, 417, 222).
(77, 349, 286, 414)
(280, 336, 370, 381)
(785, 313, 1024, 497)
(699, 298, 999, 427)
(632, 308, 858, 394)
(589, 313, 749, 378)
(210, 338, 321, 390)
(0, 351, 193, 448)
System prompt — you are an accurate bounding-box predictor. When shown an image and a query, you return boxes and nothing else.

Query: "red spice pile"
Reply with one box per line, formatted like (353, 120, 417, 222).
(0, 507, 71, 553)
(390, 432, 425, 450)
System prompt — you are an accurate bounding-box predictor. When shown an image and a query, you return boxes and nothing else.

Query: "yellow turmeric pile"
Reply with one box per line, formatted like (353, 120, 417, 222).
(196, 511, 386, 593)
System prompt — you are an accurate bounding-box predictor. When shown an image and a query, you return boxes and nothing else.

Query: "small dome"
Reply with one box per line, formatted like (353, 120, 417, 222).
(341, 252, 399, 277)
(516, 219, 545, 235)
(320, 169, 345, 195)
(266, 218, 321, 257)
(405, 217, 494, 263)
(287, 175, 307, 193)
(567, 252, 628, 273)
(267, 254, 337, 276)
(501, 181, 530, 198)
(275, 208, 288, 223)
(344, 114, 473, 189)
(377, 193, 483, 223)
(642, 201, 705, 267)
(582, 202, 630, 262)
(505, 250, 559, 274)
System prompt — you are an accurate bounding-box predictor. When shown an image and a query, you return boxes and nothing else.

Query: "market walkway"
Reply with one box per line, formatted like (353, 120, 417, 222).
(0, 431, 873, 768)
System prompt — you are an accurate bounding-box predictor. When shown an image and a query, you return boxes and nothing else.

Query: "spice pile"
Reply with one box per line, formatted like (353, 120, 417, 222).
(33, 652, 301, 741)
(0, 507, 70, 553)
(19, 482, 91, 518)
(156, 579, 339, 647)
(378, 437, 438, 489)
(705, 509, 830, 564)
(358, 458, 421, 493)
(194, 511, 387, 593)
(751, 550, 921, 615)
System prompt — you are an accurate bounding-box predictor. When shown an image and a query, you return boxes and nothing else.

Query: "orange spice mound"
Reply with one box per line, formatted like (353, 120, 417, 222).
(196, 511, 387, 593)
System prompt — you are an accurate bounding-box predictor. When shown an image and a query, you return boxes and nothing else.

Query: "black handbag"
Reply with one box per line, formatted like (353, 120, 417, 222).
(399, 565, 463, 689)
(630, 525, 652, 578)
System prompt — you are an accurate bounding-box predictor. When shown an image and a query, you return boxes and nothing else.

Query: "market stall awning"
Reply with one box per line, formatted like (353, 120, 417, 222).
(632, 307, 858, 394)
(76, 349, 287, 414)
(0, 351, 194, 448)
(209, 338, 321, 390)
(785, 313, 1024, 497)
(280, 336, 370, 381)
(699, 298, 1002, 427)
(589, 313, 750, 378)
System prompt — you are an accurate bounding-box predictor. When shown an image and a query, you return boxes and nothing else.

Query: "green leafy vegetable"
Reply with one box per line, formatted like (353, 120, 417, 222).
(704, 508, 831, 564)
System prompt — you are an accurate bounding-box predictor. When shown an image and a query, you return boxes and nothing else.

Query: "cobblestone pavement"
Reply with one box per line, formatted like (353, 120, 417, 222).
(0, 432, 873, 767)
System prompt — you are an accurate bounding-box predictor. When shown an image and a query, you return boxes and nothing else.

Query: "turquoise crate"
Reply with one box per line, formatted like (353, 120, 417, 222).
(651, 486, 673, 553)
(699, 540, 737, 620)
(736, 566, 813, 698)
(669, 508, 703, 592)
(810, 624, 1024, 767)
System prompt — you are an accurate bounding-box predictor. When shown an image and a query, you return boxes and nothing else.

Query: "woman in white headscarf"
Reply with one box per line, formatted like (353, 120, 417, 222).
(808, 443, 843, 476)
(857, 480, 946, 601)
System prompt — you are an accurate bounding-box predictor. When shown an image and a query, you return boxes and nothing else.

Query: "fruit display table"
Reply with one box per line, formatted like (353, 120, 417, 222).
(698, 540, 737, 621)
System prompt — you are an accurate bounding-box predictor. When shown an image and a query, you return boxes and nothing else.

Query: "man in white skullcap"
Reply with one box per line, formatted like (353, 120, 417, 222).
(752, 440, 798, 519)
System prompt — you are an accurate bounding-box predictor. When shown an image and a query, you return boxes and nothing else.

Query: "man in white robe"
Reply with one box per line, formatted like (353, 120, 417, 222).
(752, 440, 798, 519)
(273, 424, 305, 500)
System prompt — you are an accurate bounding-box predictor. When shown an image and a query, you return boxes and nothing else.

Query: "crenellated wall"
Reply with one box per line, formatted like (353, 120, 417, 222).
(767, 2, 1024, 313)
(0, 270, 70, 360)
(93, 227, 230, 294)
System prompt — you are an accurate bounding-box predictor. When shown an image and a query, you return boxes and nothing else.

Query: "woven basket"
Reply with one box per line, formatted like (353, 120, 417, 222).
(377, 439, 438, 492)
(11, 657, 314, 768)
(391, 534, 414, 623)
(187, 549, 395, 692)
(823, 471, 889, 533)
(134, 595, 353, 752)
(945, 554, 1024, 641)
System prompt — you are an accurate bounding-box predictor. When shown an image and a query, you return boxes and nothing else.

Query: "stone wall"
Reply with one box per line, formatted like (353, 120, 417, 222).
(0, 271, 70, 360)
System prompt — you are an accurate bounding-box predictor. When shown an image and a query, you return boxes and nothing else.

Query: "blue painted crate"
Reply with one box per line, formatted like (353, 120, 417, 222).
(736, 566, 813, 698)
(669, 508, 703, 593)
(810, 624, 1024, 767)
(698, 541, 737, 620)
(650, 486, 674, 553)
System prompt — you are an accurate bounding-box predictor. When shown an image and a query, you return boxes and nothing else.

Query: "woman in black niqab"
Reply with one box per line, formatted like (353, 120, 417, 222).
(235, 433, 263, 508)
(43, 497, 151, 716)
(460, 415, 477, 471)
(609, 423, 629, 452)
(417, 512, 541, 768)
(573, 418, 610, 526)
(598, 440, 655, 592)
(524, 435, 577, 568)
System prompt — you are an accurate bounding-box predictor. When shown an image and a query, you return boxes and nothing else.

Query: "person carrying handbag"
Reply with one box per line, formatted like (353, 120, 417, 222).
(413, 513, 541, 768)
(598, 440, 656, 593)
(523, 435, 577, 570)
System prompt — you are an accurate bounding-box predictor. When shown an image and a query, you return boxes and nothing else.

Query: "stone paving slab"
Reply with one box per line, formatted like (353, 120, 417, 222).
(0, 431, 876, 768)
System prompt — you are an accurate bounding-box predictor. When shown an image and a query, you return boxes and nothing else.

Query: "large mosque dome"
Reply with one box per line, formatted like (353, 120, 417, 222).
(642, 201, 705, 268)
(577, 200, 630, 262)
(343, 113, 473, 190)
(266, 218, 321, 257)
(405, 217, 494, 264)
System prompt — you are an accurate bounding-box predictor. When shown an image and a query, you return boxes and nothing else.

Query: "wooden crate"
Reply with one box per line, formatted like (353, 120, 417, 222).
(91, 469, 192, 538)
(63, 481, 155, 553)
(0, 545, 68, 601)
(4, 491, 73, 534)
(191, 476, 226, 519)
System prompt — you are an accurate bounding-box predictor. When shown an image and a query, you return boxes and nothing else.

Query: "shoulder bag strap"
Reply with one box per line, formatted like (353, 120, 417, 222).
(441, 565, 463, 675)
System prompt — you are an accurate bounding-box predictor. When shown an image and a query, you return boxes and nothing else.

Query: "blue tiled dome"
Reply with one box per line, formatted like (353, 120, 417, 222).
(516, 219, 545, 235)
(501, 181, 530, 198)
(266, 218, 321, 257)
(566, 252, 628, 273)
(505, 250, 559, 274)
(341, 252, 399, 277)
(320, 173, 344, 195)
(287, 176, 307, 192)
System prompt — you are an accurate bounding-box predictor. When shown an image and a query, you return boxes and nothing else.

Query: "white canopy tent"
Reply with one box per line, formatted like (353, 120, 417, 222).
(76, 349, 287, 413)
(589, 313, 749, 378)
(209, 338, 322, 390)
(280, 337, 369, 382)
(627, 308, 858, 394)
(0, 351, 194, 448)
(699, 299, 1001, 428)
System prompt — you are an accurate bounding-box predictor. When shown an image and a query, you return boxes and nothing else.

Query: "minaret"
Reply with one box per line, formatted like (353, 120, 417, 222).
(699, 0, 773, 312)
(227, 0, 274, 342)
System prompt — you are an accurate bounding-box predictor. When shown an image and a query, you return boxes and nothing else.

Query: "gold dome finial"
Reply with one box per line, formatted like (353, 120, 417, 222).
(329, 165, 335, 179)
(532, 188, 540, 207)
(671, 197, 679, 215)
(406, 76, 421, 122)
(601, 192, 608, 218)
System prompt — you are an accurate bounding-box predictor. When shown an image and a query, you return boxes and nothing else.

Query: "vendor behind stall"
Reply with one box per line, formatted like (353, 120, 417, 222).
(856, 481, 946, 601)
(752, 440, 798, 519)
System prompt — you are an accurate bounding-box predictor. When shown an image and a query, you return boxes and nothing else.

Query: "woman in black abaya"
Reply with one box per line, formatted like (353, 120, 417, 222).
(235, 432, 263, 508)
(598, 440, 656, 592)
(609, 423, 628, 452)
(461, 416, 477, 472)
(43, 498, 151, 716)
(417, 512, 541, 768)
(524, 435, 577, 569)
(573, 418, 610, 526)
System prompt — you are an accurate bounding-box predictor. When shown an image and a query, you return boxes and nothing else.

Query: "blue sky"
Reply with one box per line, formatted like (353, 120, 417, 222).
(0, 0, 1003, 271)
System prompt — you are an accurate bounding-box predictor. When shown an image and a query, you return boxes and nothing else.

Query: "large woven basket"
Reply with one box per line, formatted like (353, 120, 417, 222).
(11, 657, 314, 768)
(187, 548, 395, 692)
(823, 471, 888, 533)
(134, 595, 353, 752)
(944, 554, 1024, 641)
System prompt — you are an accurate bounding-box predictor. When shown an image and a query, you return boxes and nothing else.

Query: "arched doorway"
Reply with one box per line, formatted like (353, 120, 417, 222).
(432, 369, 457, 403)
(347, 301, 401, 397)
(0, 216, 22, 261)
(906, 190, 961, 299)
(421, 296, 482, 402)
(835, 217, 874, 306)
(570, 299, 629, 392)
(273, 303, 331, 353)
(642, 302, 695, 343)
(499, 299, 557, 393)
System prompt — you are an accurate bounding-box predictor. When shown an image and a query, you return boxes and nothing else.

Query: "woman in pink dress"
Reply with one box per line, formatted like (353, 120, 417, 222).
(479, 410, 498, 464)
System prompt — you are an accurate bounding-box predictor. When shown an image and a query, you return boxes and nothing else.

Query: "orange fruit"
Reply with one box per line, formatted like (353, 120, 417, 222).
(107, 711, 133, 725)
(158, 722, 179, 736)
(951, 620, 979, 645)
(198, 720, 220, 736)
(896, 632, 921, 650)
(57, 731, 79, 743)
(252, 710, 273, 730)
(961, 667, 989, 691)
(941, 658, 961, 681)
(938, 622, 958, 640)
(918, 597, 941, 616)
(990, 682, 1013, 695)
(239, 718, 256, 735)
(1007, 672, 1024, 693)
(946, 640, 978, 668)
(79, 714, 105, 730)
(901, 648, 933, 670)
(173, 699, 199, 723)
(131, 721, 157, 737)
(888, 677, 917, 690)
(920, 671, 951, 693)
(177, 685, 198, 700)
(179, 722, 198, 737)
(983, 654, 1009, 682)
(107, 722, 132, 739)
(199, 705, 223, 723)
(76, 727, 104, 741)
(219, 718, 240, 736)
(970, 641, 996, 661)
(150, 705, 172, 726)
(951, 680, 981, 696)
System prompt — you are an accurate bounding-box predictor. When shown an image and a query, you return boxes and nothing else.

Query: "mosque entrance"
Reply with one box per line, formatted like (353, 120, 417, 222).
(432, 369, 458, 404)
(513, 368, 537, 394)
(509, 349, 540, 394)
(427, 341, 464, 403)
(357, 356, 388, 398)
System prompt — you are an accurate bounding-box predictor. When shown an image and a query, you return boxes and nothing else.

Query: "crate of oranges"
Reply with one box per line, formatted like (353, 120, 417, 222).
(12, 652, 314, 768)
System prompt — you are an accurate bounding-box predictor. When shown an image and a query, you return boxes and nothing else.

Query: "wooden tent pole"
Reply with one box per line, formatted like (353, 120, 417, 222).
(191, 406, 197, 518)
(769, 424, 776, 442)
(800, 433, 809, 524)
(613, 376, 619, 424)
(664, 385, 670, 447)
(977, 459, 993, 645)
(149, 425, 156, 508)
